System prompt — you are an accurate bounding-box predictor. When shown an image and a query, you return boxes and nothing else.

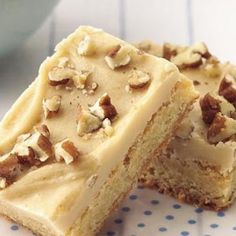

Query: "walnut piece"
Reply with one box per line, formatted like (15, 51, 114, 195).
(219, 74, 236, 107)
(89, 93, 117, 120)
(77, 35, 94, 56)
(207, 113, 236, 144)
(200, 93, 221, 125)
(105, 45, 131, 69)
(77, 108, 102, 136)
(48, 67, 75, 86)
(55, 139, 80, 164)
(128, 70, 151, 89)
(43, 95, 61, 119)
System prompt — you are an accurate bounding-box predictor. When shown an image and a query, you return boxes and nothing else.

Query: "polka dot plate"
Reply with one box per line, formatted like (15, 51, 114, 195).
(2, 186, 236, 236)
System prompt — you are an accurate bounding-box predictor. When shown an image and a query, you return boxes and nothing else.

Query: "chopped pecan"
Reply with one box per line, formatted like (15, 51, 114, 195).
(16, 147, 37, 166)
(219, 74, 236, 107)
(89, 93, 117, 120)
(48, 67, 75, 86)
(163, 43, 177, 60)
(192, 42, 211, 59)
(35, 124, 50, 138)
(200, 93, 221, 125)
(128, 70, 151, 89)
(207, 113, 236, 144)
(73, 70, 91, 89)
(22, 132, 53, 162)
(105, 45, 131, 69)
(171, 50, 202, 69)
(55, 139, 80, 164)
(77, 108, 102, 136)
(43, 95, 62, 119)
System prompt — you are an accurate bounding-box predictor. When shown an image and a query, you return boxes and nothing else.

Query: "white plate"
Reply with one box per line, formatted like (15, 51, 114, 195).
(1, 186, 236, 236)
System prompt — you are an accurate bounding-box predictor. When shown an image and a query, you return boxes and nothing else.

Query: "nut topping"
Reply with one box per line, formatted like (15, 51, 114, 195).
(171, 49, 202, 69)
(219, 74, 236, 107)
(77, 108, 102, 136)
(48, 67, 75, 86)
(105, 45, 131, 69)
(19, 132, 53, 162)
(163, 43, 177, 60)
(35, 124, 50, 138)
(0, 154, 20, 188)
(200, 93, 221, 125)
(77, 35, 94, 56)
(191, 42, 211, 59)
(89, 93, 117, 120)
(73, 70, 91, 89)
(207, 113, 236, 144)
(55, 139, 80, 164)
(128, 70, 151, 89)
(43, 95, 62, 119)
(16, 147, 37, 166)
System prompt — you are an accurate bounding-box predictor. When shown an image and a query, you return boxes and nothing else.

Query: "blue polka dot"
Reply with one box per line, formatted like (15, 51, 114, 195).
(233, 226, 236, 231)
(173, 204, 181, 209)
(151, 200, 159, 205)
(11, 225, 19, 231)
(129, 195, 138, 200)
(159, 227, 167, 232)
(217, 211, 225, 217)
(181, 231, 189, 236)
(144, 210, 152, 216)
(107, 231, 115, 236)
(165, 215, 174, 220)
(188, 219, 196, 224)
(137, 223, 145, 228)
(114, 219, 123, 224)
(138, 185, 145, 189)
(210, 224, 219, 228)
(195, 208, 204, 213)
(122, 207, 130, 212)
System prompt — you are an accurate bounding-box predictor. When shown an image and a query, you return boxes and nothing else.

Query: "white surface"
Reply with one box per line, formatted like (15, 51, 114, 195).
(1, 186, 236, 236)
(1, 1, 236, 235)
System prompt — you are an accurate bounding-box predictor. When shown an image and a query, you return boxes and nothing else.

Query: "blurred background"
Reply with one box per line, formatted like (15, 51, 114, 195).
(0, 0, 236, 119)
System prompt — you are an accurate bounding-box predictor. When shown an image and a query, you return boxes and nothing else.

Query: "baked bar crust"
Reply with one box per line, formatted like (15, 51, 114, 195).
(138, 41, 236, 210)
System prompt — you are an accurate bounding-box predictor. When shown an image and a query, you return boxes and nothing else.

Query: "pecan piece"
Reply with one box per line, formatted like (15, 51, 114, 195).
(43, 95, 62, 119)
(200, 93, 221, 125)
(55, 139, 80, 164)
(48, 67, 75, 86)
(105, 45, 131, 69)
(89, 93, 117, 120)
(77, 108, 102, 136)
(219, 74, 236, 107)
(207, 113, 236, 144)
(128, 70, 151, 89)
